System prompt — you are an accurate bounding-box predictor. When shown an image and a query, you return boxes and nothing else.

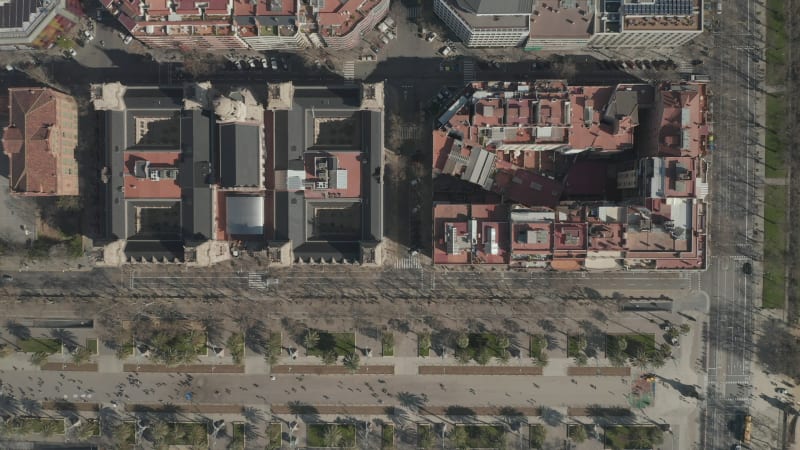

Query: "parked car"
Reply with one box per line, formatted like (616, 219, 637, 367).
(234, 60, 243, 70)
(270, 57, 278, 70)
(426, 32, 437, 42)
(248, 58, 257, 69)
(280, 56, 288, 70)
(122, 35, 133, 45)
(776, 388, 788, 395)
(84, 30, 94, 41)
(260, 57, 268, 68)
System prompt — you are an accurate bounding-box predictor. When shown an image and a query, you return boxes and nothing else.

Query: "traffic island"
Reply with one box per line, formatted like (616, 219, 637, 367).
(41, 362, 98, 371)
(122, 363, 244, 373)
(418, 366, 543, 375)
(270, 364, 394, 375)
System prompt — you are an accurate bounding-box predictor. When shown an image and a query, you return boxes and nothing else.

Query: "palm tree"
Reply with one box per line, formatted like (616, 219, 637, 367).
(72, 346, 92, 364)
(632, 349, 649, 369)
(39, 419, 59, 437)
(381, 332, 394, 349)
(30, 351, 49, 367)
(649, 351, 667, 368)
(323, 425, 343, 448)
(149, 421, 170, 447)
(616, 336, 628, 353)
(530, 424, 546, 448)
(497, 335, 510, 350)
(343, 352, 361, 373)
(418, 426, 434, 449)
(264, 332, 281, 365)
(449, 426, 468, 449)
(321, 350, 337, 365)
(418, 332, 432, 354)
(569, 425, 587, 443)
(455, 349, 471, 364)
(475, 347, 491, 365)
(576, 335, 588, 352)
(226, 333, 245, 365)
(304, 329, 319, 351)
(456, 333, 470, 349)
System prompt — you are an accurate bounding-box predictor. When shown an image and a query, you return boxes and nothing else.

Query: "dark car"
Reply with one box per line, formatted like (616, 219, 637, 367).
(691, 59, 704, 65)
(742, 262, 753, 275)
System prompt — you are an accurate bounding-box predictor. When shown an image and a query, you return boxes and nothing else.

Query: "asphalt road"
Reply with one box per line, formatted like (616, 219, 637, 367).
(702, 0, 766, 446)
(2, 266, 691, 303)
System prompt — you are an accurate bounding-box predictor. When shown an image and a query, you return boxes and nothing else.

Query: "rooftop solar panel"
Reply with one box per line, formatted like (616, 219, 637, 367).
(0, 0, 42, 29)
(622, 0, 693, 16)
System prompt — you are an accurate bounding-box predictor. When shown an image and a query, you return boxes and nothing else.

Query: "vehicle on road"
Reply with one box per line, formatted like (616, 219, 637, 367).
(1, 274, 13, 282)
(742, 415, 752, 444)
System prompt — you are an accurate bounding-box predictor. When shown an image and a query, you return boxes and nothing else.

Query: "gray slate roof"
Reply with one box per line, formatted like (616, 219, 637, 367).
(456, 0, 533, 15)
(219, 123, 261, 188)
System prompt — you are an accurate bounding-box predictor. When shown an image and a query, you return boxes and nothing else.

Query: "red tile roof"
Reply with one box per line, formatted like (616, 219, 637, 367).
(123, 151, 182, 199)
(2, 88, 78, 196)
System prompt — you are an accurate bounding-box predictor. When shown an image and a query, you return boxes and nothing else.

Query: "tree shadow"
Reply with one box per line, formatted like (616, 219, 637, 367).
(538, 319, 557, 334)
(20, 398, 43, 416)
(51, 328, 78, 352)
(540, 407, 564, 427)
(498, 407, 527, 432)
(287, 401, 321, 424)
(243, 406, 264, 424)
(444, 405, 476, 422)
(0, 394, 20, 416)
(396, 392, 427, 413)
(5, 320, 30, 341)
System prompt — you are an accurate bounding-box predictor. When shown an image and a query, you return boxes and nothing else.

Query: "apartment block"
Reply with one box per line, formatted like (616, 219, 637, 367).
(433, 80, 709, 271)
(433, 0, 530, 47)
(103, 0, 384, 50)
(589, 0, 703, 48)
(0, 0, 83, 50)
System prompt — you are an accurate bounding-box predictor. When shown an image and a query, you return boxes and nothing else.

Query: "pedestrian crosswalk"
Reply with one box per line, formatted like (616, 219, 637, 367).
(248, 272, 267, 288)
(408, 6, 421, 19)
(400, 126, 420, 140)
(343, 61, 355, 83)
(462, 58, 475, 84)
(394, 255, 421, 269)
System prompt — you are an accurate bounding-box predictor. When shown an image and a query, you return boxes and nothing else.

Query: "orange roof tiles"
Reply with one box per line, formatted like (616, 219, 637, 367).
(123, 151, 182, 199)
(2, 88, 78, 196)
(302, 151, 362, 200)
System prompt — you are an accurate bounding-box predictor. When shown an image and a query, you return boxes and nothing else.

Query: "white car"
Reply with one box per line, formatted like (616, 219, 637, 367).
(84, 30, 94, 41)
(68, 48, 77, 57)
(270, 57, 278, 70)
(248, 58, 257, 69)
(260, 57, 268, 68)
(426, 32, 436, 42)
(122, 35, 133, 45)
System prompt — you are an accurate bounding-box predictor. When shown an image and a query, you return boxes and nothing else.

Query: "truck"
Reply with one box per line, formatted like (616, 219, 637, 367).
(742, 415, 752, 444)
